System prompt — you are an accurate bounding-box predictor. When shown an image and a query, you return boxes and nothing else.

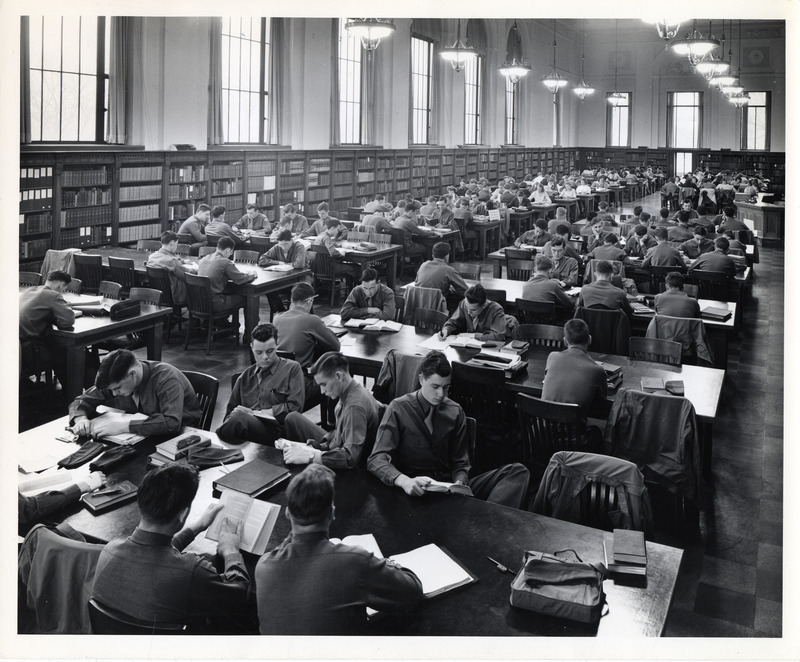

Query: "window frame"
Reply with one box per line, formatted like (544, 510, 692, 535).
(463, 54, 482, 145)
(667, 91, 703, 149)
(504, 77, 518, 145)
(22, 15, 109, 144)
(605, 91, 631, 148)
(220, 16, 270, 145)
(741, 91, 771, 151)
(336, 18, 364, 145)
(410, 34, 434, 145)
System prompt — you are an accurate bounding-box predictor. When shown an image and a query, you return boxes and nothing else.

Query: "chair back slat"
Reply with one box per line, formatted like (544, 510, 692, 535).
(19, 272, 42, 287)
(515, 298, 556, 325)
(145, 266, 175, 307)
(506, 258, 535, 281)
(98, 280, 122, 300)
(233, 250, 259, 264)
(108, 257, 136, 295)
(73, 254, 103, 293)
(514, 323, 565, 348)
(413, 308, 448, 333)
(129, 287, 163, 306)
(517, 393, 585, 469)
(184, 273, 214, 316)
(629, 337, 682, 366)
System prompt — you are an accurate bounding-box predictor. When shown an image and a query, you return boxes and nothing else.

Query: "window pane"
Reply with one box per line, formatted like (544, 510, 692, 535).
(80, 17, 98, 75)
(411, 37, 431, 144)
(40, 70, 61, 141)
(60, 72, 80, 141)
(29, 69, 42, 141)
(41, 17, 62, 71)
(505, 77, 516, 144)
(78, 74, 96, 140)
(28, 17, 42, 69)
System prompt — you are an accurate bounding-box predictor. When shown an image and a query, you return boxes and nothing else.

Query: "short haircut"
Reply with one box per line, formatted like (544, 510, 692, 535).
(286, 465, 336, 526)
(246, 203, 257, 211)
(316, 201, 329, 212)
(405, 200, 421, 212)
(693, 225, 707, 236)
(278, 217, 292, 226)
(723, 206, 736, 217)
(211, 205, 226, 218)
(594, 260, 614, 277)
(427, 196, 437, 203)
(137, 463, 199, 525)
(395, 200, 407, 210)
(555, 207, 567, 217)
(46, 270, 71, 285)
(654, 227, 669, 241)
(283, 203, 296, 214)
(374, 194, 384, 201)
(534, 254, 553, 272)
(659, 207, 670, 219)
(217, 236, 235, 251)
(715, 236, 730, 251)
(360, 267, 378, 282)
(640, 211, 651, 223)
(95, 349, 137, 389)
(604, 233, 619, 244)
(587, 211, 598, 222)
(555, 224, 570, 236)
(325, 218, 339, 230)
(161, 230, 178, 244)
(419, 350, 451, 379)
(665, 272, 685, 289)
(550, 236, 565, 248)
(196, 204, 211, 213)
(681, 199, 693, 207)
(251, 322, 278, 344)
(597, 201, 609, 211)
(534, 219, 548, 231)
(464, 283, 487, 305)
(432, 242, 451, 259)
(633, 205, 643, 216)
(677, 210, 691, 223)
(277, 229, 294, 241)
(291, 281, 316, 302)
(310, 351, 349, 378)
(634, 225, 648, 237)
(564, 319, 590, 346)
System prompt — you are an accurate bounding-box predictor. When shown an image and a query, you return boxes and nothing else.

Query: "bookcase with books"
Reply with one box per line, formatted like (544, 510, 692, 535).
(244, 153, 277, 223)
(304, 152, 331, 218)
(210, 156, 244, 224)
(59, 157, 114, 251)
(410, 152, 427, 199)
(376, 154, 394, 195)
(116, 156, 164, 245)
(441, 151, 454, 186)
(331, 153, 355, 216)
(393, 152, 411, 197)
(166, 153, 208, 229)
(354, 153, 375, 204)
(19, 155, 56, 271)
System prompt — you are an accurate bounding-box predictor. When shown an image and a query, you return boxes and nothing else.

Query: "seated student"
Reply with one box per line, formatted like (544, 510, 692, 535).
(415, 242, 468, 303)
(281, 203, 309, 234)
(205, 205, 246, 248)
(543, 225, 580, 261)
(441, 284, 507, 342)
(625, 225, 657, 259)
(282, 352, 381, 470)
(235, 203, 269, 231)
(197, 236, 257, 312)
(649, 207, 673, 232)
(363, 193, 385, 214)
(620, 206, 643, 236)
(19, 472, 105, 529)
(545, 237, 579, 288)
(268, 216, 294, 241)
(578, 260, 634, 317)
(256, 465, 422, 634)
(670, 199, 700, 224)
(722, 230, 746, 252)
(681, 225, 715, 259)
(432, 198, 464, 254)
(559, 182, 577, 199)
(697, 188, 716, 216)
(419, 195, 438, 219)
(667, 211, 695, 243)
(91, 463, 250, 630)
(547, 207, 569, 234)
(390, 199, 406, 221)
(274, 282, 341, 406)
(145, 231, 190, 304)
(392, 201, 429, 259)
(541, 319, 607, 419)
(689, 236, 738, 277)
(531, 182, 552, 205)
(68, 349, 202, 438)
(654, 272, 701, 318)
(642, 227, 685, 268)
(716, 205, 749, 233)
(19, 270, 76, 387)
(259, 228, 308, 269)
(575, 178, 592, 195)
(368, 351, 530, 509)
(586, 233, 629, 265)
(521, 255, 575, 314)
(310, 220, 359, 272)
(501, 183, 520, 207)
(341, 267, 396, 322)
(579, 211, 601, 236)
(361, 202, 396, 234)
(177, 204, 210, 251)
(216, 323, 305, 445)
(515, 219, 551, 247)
(302, 203, 346, 239)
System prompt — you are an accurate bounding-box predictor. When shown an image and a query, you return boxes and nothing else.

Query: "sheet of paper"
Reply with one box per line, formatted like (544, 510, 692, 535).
(417, 334, 453, 351)
(390, 543, 473, 597)
(19, 437, 80, 474)
(330, 533, 384, 559)
(339, 335, 357, 346)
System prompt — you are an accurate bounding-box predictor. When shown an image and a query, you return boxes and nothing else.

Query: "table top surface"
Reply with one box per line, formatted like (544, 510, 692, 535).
(323, 315, 725, 419)
(45, 299, 171, 339)
(21, 418, 682, 637)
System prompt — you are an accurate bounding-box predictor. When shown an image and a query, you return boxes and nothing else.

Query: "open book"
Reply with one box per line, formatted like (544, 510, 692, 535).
(264, 263, 295, 272)
(206, 490, 281, 555)
(389, 544, 477, 599)
(92, 407, 148, 445)
(424, 479, 473, 497)
(329, 533, 384, 559)
(344, 318, 402, 332)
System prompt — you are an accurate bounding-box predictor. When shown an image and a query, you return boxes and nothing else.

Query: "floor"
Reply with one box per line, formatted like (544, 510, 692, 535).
(21, 192, 784, 637)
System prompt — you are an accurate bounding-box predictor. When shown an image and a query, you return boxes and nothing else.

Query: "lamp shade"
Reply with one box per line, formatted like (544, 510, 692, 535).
(345, 19, 396, 52)
(607, 91, 627, 106)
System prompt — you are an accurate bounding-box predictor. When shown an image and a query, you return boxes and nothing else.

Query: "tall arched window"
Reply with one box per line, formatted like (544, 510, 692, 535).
(410, 19, 442, 145)
(463, 20, 487, 145)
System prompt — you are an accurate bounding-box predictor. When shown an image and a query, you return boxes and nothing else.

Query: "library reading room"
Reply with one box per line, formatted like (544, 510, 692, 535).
(8, 5, 797, 656)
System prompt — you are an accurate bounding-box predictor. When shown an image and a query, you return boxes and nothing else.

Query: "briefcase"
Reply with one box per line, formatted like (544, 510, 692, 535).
(109, 299, 141, 320)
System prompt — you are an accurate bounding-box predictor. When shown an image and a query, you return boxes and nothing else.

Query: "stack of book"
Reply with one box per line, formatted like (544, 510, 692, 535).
(603, 529, 647, 576)
(212, 459, 291, 499)
(468, 349, 525, 377)
(596, 361, 623, 390)
(148, 431, 210, 466)
(700, 305, 732, 321)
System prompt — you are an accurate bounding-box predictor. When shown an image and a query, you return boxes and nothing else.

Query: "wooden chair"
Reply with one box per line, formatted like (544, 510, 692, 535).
(648, 265, 686, 294)
(128, 287, 162, 306)
(574, 306, 631, 355)
(450, 262, 481, 281)
(181, 370, 219, 431)
(308, 244, 356, 306)
(506, 258, 535, 281)
(233, 250, 259, 264)
(248, 235, 273, 254)
(484, 288, 507, 308)
(73, 253, 103, 294)
(19, 272, 42, 287)
(515, 298, 557, 325)
(198, 246, 216, 257)
(516, 393, 588, 472)
(514, 324, 565, 348)
(347, 231, 373, 243)
(372, 233, 391, 246)
(414, 308, 448, 333)
(88, 599, 187, 635)
(65, 278, 82, 294)
(175, 244, 191, 256)
(108, 257, 136, 297)
(629, 337, 682, 366)
(394, 294, 405, 324)
(136, 239, 161, 252)
(98, 280, 122, 300)
(145, 265, 184, 343)
(184, 273, 241, 355)
(688, 270, 731, 302)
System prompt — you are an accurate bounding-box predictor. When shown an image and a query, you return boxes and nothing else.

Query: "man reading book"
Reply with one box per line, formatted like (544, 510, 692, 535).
(653, 272, 700, 318)
(367, 351, 529, 509)
(255, 465, 423, 634)
(216, 323, 305, 445)
(91, 463, 252, 632)
(340, 267, 397, 322)
(282, 352, 381, 469)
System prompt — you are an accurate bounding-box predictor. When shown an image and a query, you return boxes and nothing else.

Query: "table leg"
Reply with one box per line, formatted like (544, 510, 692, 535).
(478, 228, 487, 260)
(244, 292, 260, 341)
(63, 342, 85, 402)
(386, 253, 397, 290)
(145, 319, 164, 360)
(493, 260, 502, 279)
(699, 419, 714, 478)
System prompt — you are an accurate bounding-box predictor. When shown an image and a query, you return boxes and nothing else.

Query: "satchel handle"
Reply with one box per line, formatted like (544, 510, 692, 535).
(553, 548, 583, 562)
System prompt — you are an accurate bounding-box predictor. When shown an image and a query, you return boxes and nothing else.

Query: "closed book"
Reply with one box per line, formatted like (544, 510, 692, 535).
(501, 340, 529, 356)
(603, 538, 647, 576)
(640, 377, 664, 393)
(156, 431, 210, 460)
(81, 481, 138, 513)
(612, 529, 647, 566)
(701, 306, 732, 321)
(212, 458, 290, 498)
(595, 361, 622, 377)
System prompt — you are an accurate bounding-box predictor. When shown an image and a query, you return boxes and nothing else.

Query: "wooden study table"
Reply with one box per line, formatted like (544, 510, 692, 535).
(507, 208, 532, 238)
(606, 186, 625, 208)
(412, 228, 459, 260)
(734, 200, 785, 243)
(529, 202, 558, 222)
(82, 247, 311, 340)
(22, 420, 682, 637)
(552, 198, 579, 223)
(577, 193, 597, 216)
(466, 218, 503, 259)
(335, 242, 403, 290)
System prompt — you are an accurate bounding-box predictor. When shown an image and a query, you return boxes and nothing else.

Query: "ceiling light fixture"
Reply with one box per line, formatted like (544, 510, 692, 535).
(440, 19, 477, 73)
(344, 18, 396, 53)
(671, 19, 720, 65)
(573, 20, 595, 101)
(542, 20, 568, 94)
(499, 21, 531, 85)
